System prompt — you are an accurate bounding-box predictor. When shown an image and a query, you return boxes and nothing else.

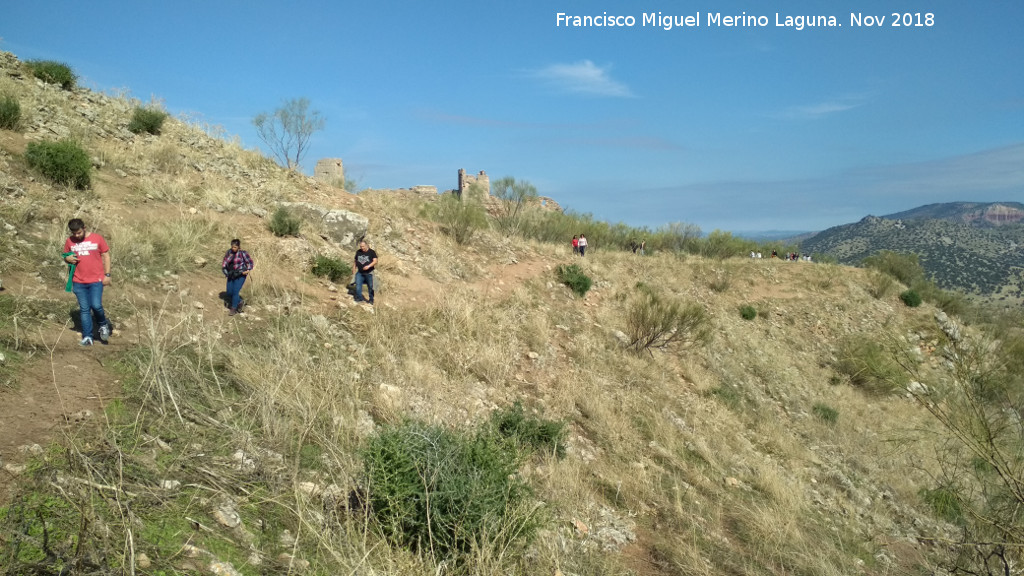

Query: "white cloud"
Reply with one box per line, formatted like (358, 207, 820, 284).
(782, 94, 870, 119)
(531, 60, 635, 98)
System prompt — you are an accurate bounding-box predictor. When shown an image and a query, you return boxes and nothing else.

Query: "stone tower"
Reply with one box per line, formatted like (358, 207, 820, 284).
(457, 169, 489, 201)
(314, 158, 345, 186)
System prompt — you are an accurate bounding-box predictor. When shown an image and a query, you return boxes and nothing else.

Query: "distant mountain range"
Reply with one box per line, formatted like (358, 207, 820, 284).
(798, 202, 1024, 303)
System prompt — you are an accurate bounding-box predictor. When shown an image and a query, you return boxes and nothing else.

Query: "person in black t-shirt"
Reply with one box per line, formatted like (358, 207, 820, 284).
(354, 240, 378, 304)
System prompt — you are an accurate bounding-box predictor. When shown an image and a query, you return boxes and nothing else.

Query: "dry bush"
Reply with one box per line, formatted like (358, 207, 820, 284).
(834, 334, 910, 394)
(135, 175, 197, 204)
(626, 283, 711, 354)
(867, 269, 896, 299)
(150, 143, 185, 174)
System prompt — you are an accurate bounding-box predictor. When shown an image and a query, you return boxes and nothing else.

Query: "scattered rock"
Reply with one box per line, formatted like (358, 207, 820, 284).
(4, 462, 27, 475)
(136, 553, 151, 569)
(213, 504, 242, 528)
(209, 560, 243, 576)
(906, 381, 929, 395)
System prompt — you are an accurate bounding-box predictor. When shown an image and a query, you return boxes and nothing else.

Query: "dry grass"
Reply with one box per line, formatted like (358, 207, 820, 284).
(0, 51, 970, 575)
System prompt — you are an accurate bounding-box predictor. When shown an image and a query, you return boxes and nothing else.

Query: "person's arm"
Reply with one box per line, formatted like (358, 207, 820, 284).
(368, 255, 378, 270)
(102, 251, 111, 285)
(243, 252, 254, 275)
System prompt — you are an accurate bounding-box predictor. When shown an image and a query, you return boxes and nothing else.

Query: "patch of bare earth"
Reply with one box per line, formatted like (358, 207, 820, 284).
(0, 326, 122, 502)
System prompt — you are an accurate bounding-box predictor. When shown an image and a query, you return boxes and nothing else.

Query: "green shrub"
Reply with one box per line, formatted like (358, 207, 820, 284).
(709, 384, 744, 411)
(919, 486, 964, 524)
(811, 402, 839, 424)
(311, 254, 351, 283)
(862, 250, 926, 287)
(0, 94, 21, 130)
(434, 193, 487, 245)
(627, 283, 711, 354)
(834, 335, 908, 394)
(128, 106, 169, 135)
(268, 207, 301, 237)
(361, 419, 541, 560)
(487, 401, 567, 458)
(900, 289, 922, 307)
(24, 139, 91, 189)
(25, 60, 76, 90)
(739, 305, 757, 320)
(556, 263, 592, 297)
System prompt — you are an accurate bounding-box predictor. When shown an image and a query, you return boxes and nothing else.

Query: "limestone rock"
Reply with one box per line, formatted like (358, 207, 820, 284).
(278, 201, 368, 249)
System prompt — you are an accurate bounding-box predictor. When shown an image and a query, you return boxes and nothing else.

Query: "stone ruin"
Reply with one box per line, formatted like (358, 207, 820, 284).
(457, 169, 489, 202)
(314, 158, 345, 187)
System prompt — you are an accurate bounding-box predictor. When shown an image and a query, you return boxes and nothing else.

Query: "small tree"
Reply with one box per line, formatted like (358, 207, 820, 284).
(491, 176, 538, 236)
(252, 98, 325, 170)
(903, 314, 1024, 574)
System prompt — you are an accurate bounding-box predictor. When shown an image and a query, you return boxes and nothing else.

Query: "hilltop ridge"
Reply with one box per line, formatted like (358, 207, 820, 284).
(1, 51, 1020, 576)
(800, 203, 1024, 304)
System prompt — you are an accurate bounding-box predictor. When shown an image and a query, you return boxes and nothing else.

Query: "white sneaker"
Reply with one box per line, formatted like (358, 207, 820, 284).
(80, 336, 94, 346)
(99, 323, 111, 343)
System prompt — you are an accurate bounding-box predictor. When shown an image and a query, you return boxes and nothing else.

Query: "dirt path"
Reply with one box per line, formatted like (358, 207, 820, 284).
(0, 323, 123, 500)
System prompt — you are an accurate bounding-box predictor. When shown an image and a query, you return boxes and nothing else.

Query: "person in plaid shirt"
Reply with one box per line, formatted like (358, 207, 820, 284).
(221, 239, 254, 316)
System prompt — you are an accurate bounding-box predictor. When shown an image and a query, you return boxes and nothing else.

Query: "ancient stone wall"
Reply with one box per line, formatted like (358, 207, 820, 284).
(457, 169, 489, 201)
(314, 158, 345, 186)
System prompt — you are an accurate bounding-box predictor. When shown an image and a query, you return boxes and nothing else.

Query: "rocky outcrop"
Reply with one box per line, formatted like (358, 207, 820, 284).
(278, 201, 368, 248)
(966, 203, 1024, 226)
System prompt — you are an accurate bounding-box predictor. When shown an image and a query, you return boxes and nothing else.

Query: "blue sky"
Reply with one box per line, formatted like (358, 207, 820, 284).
(3, 0, 1022, 232)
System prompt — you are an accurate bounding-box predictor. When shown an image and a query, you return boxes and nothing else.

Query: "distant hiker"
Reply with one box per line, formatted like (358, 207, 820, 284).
(578, 234, 588, 257)
(771, 249, 777, 258)
(63, 218, 112, 346)
(354, 240, 378, 305)
(572, 235, 579, 255)
(630, 239, 639, 254)
(640, 239, 646, 256)
(221, 239, 254, 316)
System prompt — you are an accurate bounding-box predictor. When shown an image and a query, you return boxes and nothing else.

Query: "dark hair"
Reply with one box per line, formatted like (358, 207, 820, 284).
(68, 218, 85, 231)
(230, 239, 241, 247)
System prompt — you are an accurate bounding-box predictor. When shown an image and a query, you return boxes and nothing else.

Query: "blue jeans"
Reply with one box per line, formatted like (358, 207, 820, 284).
(354, 271, 374, 302)
(226, 276, 246, 309)
(72, 281, 108, 338)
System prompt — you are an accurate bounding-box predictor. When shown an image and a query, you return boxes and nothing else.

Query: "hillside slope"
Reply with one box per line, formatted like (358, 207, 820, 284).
(0, 51, 1014, 576)
(800, 214, 1024, 304)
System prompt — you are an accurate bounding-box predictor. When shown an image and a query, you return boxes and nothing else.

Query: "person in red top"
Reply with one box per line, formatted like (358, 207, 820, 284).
(62, 218, 111, 346)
